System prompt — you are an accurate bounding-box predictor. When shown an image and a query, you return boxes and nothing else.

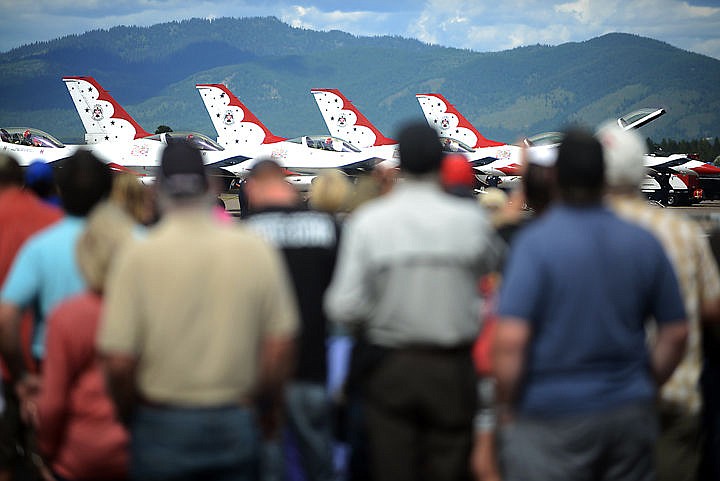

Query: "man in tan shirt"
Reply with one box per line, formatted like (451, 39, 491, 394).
(98, 143, 298, 481)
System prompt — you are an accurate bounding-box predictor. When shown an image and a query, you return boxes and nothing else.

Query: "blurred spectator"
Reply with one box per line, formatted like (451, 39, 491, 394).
(25, 160, 61, 207)
(477, 188, 524, 244)
(0, 150, 111, 406)
(110, 173, 153, 226)
(440, 153, 475, 198)
(701, 233, 720, 481)
(32, 201, 137, 480)
(246, 159, 340, 481)
(522, 145, 557, 214)
(477, 188, 508, 224)
(599, 121, 720, 481)
(471, 146, 558, 480)
(98, 144, 299, 481)
(0, 153, 62, 481)
(347, 165, 397, 212)
(309, 169, 352, 215)
(325, 122, 504, 481)
(494, 129, 688, 481)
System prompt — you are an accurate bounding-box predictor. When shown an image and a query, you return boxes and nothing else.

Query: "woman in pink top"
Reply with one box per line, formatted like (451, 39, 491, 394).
(32, 201, 135, 480)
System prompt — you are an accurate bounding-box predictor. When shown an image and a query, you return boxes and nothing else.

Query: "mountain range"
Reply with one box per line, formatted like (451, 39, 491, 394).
(1, 16, 719, 144)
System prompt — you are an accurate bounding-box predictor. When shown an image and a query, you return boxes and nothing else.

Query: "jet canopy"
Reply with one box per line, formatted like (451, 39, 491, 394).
(148, 132, 225, 151)
(618, 108, 666, 131)
(439, 137, 475, 153)
(523, 132, 564, 148)
(1, 127, 65, 148)
(288, 136, 362, 153)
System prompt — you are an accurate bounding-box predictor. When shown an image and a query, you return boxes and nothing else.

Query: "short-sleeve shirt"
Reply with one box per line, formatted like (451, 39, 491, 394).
(612, 195, 720, 413)
(497, 205, 686, 418)
(0, 187, 62, 284)
(1, 216, 86, 358)
(246, 206, 340, 383)
(97, 211, 299, 406)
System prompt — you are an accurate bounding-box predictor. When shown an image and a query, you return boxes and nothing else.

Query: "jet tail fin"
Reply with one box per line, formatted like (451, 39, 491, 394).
(62, 76, 151, 143)
(415, 93, 504, 149)
(195, 84, 285, 148)
(310, 88, 396, 149)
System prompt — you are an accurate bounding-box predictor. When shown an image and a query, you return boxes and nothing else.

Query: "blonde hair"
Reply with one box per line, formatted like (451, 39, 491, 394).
(111, 173, 149, 224)
(76, 202, 136, 293)
(309, 170, 352, 213)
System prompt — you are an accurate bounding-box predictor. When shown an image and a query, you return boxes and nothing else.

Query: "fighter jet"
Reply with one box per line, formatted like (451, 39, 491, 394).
(195, 83, 381, 176)
(309, 88, 399, 167)
(61, 76, 249, 177)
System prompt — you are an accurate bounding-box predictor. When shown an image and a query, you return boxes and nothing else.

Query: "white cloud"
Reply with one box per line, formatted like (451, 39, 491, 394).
(279, 5, 393, 36)
(0, 0, 718, 59)
(406, 0, 720, 58)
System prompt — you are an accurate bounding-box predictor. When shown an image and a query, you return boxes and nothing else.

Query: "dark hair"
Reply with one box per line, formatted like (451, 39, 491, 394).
(159, 142, 208, 198)
(0, 154, 23, 187)
(398, 122, 443, 174)
(56, 150, 113, 216)
(523, 163, 555, 213)
(556, 128, 604, 204)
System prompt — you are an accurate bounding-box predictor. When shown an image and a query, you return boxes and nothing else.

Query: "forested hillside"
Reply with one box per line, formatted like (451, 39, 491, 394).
(1, 16, 718, 145)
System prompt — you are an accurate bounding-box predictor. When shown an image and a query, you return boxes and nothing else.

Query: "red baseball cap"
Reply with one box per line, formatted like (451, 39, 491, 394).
(441, 154, 475, 188)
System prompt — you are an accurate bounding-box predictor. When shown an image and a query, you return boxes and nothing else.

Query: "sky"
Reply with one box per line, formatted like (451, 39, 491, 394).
(1, 0, 719, 60)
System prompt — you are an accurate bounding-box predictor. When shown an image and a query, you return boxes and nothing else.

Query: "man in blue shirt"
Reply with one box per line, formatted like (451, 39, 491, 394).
(0, 151, 112, 390)
(494, 129, 688, 481)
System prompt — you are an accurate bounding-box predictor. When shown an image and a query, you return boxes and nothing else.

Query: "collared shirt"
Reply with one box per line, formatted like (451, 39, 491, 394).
(1, 215, 86, 358)
(98, 209, 299, 406)
(612, 195, 720, 414)
(325, 180, 504, 348)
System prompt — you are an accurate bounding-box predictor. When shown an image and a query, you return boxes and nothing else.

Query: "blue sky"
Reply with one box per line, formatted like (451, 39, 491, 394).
(1, 0, 719, 59)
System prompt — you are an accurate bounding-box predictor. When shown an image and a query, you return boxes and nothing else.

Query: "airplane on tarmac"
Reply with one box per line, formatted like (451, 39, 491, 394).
(0, 125, 186, 179)
(194, 83, 381, 176)
(415, 93, 525, 189)
(61, 76, 250, 179)
(1, 127, 87, 167)
(309, 88, 400, 167)
(421, 94, 720, 179)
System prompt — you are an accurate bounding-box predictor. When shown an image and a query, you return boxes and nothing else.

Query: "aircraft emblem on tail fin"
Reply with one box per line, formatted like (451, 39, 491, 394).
(415, 93, 505, 149)
(62, 76, 151, 143)
(195, 84, 285, 148)
(92, 105, 104, 121)
(310, 88, 396, 149)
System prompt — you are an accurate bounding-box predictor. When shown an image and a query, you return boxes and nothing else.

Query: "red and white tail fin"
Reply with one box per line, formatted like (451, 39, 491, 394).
(195, 84, 285, 148)
(310, 88, 396, 149)
(62, 76, 151, 143)
(415, 93, 504, 149)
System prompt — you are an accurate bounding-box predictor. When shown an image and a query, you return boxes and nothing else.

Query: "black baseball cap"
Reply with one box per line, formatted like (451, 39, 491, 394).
(159, 143, 208, 197)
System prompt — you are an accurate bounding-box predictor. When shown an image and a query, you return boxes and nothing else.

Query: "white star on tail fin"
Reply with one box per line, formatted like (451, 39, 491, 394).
(415, 93, 504, 149)
(311, 88, 395, 149)
(195, 84, 285, 148)
(62, 76, 151, 143)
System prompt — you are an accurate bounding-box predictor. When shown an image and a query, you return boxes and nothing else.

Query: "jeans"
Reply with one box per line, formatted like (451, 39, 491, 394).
(130, 405, 259, 481)
(285, 382, 335, 481)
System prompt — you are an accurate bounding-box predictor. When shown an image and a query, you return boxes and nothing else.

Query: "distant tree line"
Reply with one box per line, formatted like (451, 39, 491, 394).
(646, 137, 720, 164)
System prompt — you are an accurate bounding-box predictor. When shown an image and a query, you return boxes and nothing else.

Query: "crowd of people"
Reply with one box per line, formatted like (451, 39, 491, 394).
(0, 120, 718, 481)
